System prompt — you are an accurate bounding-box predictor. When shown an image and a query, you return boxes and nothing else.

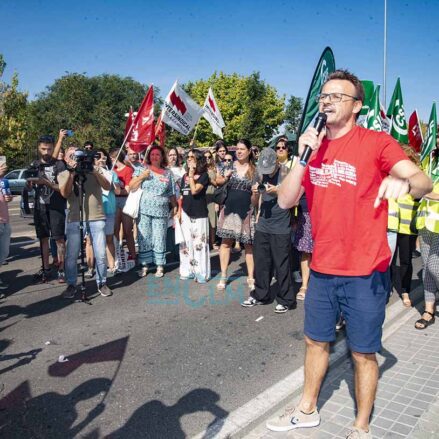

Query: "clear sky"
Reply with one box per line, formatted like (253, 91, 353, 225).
(1, 0, 438, 122)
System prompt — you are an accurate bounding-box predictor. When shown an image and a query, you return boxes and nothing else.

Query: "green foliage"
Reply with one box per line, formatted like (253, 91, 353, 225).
(285, 95, 303, 134)
(166, 71, 285, 148)
(27, 73, 155, 150)
(0, 55, 30, 168)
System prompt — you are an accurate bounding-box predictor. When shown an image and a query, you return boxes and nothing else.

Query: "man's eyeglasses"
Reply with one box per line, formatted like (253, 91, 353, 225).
(276, 146, 287, 151)
(224, 159, 233, 162)
(316, 93, 359, 103)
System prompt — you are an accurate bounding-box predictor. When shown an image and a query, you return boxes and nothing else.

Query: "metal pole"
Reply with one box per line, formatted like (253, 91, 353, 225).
(383, 0, 387, 108)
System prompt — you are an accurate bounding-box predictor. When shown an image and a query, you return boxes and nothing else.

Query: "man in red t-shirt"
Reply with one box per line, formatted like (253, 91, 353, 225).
(267, 70, 432, 438)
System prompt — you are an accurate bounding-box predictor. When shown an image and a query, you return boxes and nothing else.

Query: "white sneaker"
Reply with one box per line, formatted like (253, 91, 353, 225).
(241, 296, 263, 307)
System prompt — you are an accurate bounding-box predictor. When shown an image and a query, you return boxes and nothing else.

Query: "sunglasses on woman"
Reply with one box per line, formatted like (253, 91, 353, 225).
(276, 146, 287, 151)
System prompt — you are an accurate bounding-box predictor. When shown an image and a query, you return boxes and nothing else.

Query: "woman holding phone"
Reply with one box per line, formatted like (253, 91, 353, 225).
(215, 139, 258, 290)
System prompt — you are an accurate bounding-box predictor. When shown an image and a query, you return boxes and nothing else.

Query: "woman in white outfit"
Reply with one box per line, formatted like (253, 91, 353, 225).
(177, 149, 211, 283)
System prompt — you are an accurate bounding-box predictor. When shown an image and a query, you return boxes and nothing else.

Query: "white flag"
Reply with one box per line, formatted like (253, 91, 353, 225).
(161, 81, 203, 136)
(202, 87, 225, 138)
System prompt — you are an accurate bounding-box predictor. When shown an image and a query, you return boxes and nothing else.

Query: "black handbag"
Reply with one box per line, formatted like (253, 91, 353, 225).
(213, 183, 228, 205)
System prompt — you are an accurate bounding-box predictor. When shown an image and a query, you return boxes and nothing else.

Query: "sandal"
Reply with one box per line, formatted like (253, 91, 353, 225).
(401, 292, 411, 308)
(296, 286, 307, 301)
(138, 266, 149, 278)
(247, 278, 255, 290)
(415, 311, 435, 330)
(217, 276, 227, 290)
(155, 266, 164, 278)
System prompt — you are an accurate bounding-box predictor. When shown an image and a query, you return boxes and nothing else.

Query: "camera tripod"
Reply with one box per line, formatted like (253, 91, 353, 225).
(74, 173, 92, 305)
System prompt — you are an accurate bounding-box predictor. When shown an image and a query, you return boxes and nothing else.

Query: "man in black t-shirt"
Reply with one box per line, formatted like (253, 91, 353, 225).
(27, 135, 67, 282)
(241, 148, 296, 313)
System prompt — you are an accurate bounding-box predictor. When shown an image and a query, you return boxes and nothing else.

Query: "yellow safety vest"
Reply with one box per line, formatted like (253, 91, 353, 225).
(396, 194, 419, 235)
(387, 199, 399, 232)
(417, 181, 439, 233)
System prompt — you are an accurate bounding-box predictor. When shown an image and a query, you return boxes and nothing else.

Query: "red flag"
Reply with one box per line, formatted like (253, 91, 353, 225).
(408, 110, 423, 153)
(155, 113, 166, 147)
(48, 337, 129, 377)
(124, 106, 134, 137)
(128, 86, 155, 153)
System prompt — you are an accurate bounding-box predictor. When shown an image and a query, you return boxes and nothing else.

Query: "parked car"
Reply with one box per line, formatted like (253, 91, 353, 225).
(4, 168, 28, 195)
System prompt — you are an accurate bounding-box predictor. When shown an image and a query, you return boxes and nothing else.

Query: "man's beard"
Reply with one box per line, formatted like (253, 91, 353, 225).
(41, 153, 52, 162)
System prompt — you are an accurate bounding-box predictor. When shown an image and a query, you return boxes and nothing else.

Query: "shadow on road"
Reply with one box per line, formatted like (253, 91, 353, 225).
(109, 388, 229, 439)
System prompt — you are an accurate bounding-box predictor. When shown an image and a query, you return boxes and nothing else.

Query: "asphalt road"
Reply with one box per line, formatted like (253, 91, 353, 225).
(0, 199, 421, 438)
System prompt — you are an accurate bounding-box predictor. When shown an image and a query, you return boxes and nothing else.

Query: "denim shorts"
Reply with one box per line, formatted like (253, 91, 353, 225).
(304, 270, 390, 353)
(116, 197, 127, 210)
(105, 214, 115, 236)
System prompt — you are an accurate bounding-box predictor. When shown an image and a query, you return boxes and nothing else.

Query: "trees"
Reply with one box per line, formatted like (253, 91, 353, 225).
(166, 72, 285, 148)
(284, 95, 303, 134)
(0, 54, 30, 167)
(27, 73, 153, 150)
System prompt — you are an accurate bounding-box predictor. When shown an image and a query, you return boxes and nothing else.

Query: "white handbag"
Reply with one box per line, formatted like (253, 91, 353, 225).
(122, 188, 142, 219)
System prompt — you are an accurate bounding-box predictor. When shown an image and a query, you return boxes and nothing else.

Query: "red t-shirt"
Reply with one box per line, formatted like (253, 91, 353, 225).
(303, 126, 408, 276)
(115, 166, 134, 193)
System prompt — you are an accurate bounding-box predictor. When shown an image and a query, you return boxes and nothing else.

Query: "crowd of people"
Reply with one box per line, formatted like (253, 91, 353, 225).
(0, 68, 438, 438)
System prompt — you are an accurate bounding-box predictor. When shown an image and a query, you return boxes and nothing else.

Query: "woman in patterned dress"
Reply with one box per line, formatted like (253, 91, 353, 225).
(216, 139, 259, 290)
(129, 146, 178, 278)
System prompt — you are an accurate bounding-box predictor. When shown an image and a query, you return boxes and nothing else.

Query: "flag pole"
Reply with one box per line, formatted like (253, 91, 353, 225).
(111, 123, 136, 171)
(190, 118, 201, 147)
(383, 0, 387, 108)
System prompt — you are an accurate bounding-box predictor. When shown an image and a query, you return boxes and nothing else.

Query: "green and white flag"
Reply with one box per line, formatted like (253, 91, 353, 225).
(366, 85, 382, 131)
(386, 78, 408, 143)
(420, 103, 438, 175)
(360, 80, 375, 116)
(298, 47, 336, 135)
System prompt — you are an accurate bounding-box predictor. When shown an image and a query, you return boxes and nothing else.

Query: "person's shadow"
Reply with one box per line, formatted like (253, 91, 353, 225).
(0, 378, 111, 439)
(109, 388, 229, 439)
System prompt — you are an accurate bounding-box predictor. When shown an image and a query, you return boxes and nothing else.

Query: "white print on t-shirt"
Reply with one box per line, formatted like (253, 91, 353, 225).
(309, 160, 357, 188)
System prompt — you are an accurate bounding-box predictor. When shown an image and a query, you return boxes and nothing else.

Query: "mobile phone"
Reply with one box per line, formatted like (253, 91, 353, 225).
(66, 130, 74, 137)
(0, 156, 6, 165)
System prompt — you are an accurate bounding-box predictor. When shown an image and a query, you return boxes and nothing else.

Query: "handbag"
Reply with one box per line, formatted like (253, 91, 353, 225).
(122, 188, 142, 219)
(213, 182, 228, 205)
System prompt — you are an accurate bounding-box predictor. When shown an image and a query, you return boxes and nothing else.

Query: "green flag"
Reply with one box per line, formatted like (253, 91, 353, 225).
(420, 103, 438, 177)
(360, 80, 375, 116)
(366, 85, 382, 131)
(298, 47, 336, 135)
(386, 78, 408, 143)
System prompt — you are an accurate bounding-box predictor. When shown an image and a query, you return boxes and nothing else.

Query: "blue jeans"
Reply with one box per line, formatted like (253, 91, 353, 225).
(65, 220, 107, 286)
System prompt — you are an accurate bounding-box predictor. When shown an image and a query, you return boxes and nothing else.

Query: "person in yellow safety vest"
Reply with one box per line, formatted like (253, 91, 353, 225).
(389, 144, 421, 309)
(415, 135, 439, 330)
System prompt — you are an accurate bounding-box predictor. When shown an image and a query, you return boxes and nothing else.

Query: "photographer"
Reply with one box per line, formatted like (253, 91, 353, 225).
(27, 135, 67, 282)
(58, 146, 112, 298)
(241, 147, 296, 313)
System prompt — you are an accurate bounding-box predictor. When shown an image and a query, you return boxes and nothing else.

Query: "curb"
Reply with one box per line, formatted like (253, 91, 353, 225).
(193, 286, 424, 439)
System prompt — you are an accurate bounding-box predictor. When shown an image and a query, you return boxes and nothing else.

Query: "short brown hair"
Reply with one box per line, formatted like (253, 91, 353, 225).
(324, 69, 365, 104)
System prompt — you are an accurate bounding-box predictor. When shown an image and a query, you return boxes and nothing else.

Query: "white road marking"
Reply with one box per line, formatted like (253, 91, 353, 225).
(255, 316, 264, 322)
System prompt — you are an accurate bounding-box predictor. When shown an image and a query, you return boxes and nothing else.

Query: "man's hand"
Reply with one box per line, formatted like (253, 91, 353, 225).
(374, 176, 410, 208)
(224, 169, 233, 178)
(298, 126, 326, 158)
(0, 163, 7, 178)
(59, 129, 68, 140)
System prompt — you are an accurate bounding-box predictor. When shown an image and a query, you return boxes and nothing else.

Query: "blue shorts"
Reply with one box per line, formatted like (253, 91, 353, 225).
(304, 270, 390, 353)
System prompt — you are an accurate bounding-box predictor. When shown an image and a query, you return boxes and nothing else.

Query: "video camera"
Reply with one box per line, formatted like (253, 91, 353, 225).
(71, 150, 100, 174)
(24, 162, 51, 180)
